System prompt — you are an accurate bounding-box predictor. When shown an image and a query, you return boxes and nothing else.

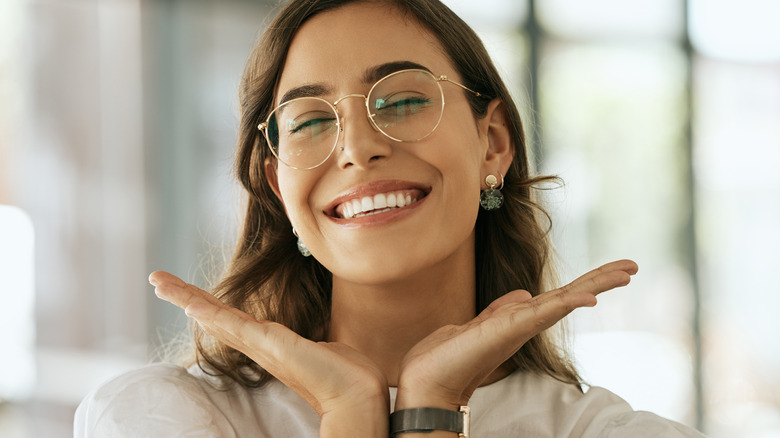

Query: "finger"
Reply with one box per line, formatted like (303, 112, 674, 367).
(568, 259, 638, 287)
(185, 300, 260, 349)
(527, 264, 637, 329)
(477, 290, 533, 321)
(149, 271, 265, 353)
(547, 259, 638, 303)
(501, 262, 636, 332)
(534, 271, 628, 312)
(149, 271, 223, 310)
(184, 299, 300, 371)
(481, 260, 637, 323)
(150, 272, 324, 392)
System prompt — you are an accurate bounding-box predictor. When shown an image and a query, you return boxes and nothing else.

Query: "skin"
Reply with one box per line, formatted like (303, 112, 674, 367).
(149, 3, 640, 437)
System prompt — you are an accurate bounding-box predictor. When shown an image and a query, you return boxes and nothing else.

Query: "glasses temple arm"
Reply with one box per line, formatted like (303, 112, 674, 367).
(437, 75, 485, 98)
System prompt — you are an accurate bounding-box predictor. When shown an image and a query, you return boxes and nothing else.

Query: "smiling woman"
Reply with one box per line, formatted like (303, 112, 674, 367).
(73, 1, 704, 437)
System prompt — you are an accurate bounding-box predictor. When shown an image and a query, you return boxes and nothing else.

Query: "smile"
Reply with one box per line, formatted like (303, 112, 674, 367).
(334, 190, 425, 219)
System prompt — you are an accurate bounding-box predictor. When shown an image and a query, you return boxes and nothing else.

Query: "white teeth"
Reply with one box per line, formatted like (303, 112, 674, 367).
(374, 193, 387, 209)
(361, 196, 373, 212)
(337, 190, 423, 219)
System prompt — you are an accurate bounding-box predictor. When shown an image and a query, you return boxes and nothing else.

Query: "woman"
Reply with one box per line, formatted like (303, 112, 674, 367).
(75, 0, 704, 436)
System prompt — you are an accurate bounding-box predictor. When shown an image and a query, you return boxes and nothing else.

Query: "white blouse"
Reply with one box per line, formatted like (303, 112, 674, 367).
(75, 363, 704, 437)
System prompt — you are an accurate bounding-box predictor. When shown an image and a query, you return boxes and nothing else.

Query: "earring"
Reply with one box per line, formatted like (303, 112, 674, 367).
(480, 174, 504, 211)
(292, 227, 311, 257)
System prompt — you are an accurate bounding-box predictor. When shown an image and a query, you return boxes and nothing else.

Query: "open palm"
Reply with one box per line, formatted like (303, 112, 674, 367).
(396, 259, 639, 409)
(149, 271, 389, 417)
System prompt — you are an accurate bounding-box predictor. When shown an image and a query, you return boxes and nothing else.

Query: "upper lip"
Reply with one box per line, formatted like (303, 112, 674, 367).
(324, 179, 431, 217)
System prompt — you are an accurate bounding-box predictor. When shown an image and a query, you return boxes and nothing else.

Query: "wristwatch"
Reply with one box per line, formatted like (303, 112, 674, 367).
(389, 406, 470, 437)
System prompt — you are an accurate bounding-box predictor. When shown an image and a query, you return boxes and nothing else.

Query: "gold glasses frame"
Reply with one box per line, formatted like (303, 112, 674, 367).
(257, 68, 485, 170)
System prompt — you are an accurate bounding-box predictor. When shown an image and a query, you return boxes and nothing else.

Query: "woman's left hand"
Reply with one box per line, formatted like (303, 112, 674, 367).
(395, 259, 639, 411)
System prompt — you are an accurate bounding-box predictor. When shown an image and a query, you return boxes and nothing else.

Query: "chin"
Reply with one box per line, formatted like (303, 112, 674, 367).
(329, 243, 459, 288)
(332, 256, 419, 286)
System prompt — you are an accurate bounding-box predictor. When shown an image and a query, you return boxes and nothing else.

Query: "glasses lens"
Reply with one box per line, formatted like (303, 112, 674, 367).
(267, 98, 339, 169)
(368, 70, 443, 142)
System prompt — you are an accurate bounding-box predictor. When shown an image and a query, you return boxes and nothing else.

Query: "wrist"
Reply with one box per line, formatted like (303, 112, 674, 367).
(394, 383, 462, 412)
(320, 395, 390, 438)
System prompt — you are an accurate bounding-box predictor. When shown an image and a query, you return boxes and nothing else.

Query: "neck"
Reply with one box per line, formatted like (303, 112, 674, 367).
(327, 238, 476, 387)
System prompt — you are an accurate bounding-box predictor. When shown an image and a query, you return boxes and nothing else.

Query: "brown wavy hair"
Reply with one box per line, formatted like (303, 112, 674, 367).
(193, 0, 580, 388)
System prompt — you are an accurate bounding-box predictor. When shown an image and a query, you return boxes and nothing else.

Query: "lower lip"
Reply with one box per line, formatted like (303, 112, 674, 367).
(327, 196, 428, 228)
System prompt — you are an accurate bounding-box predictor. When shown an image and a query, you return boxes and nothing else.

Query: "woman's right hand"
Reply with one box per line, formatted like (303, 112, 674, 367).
(149, 271, 390, 438)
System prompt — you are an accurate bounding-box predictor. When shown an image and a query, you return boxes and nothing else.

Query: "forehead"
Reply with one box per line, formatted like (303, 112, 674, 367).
(276, 2, 455, 99)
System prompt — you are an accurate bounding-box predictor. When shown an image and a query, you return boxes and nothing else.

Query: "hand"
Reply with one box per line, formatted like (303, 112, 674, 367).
(395, 259, 639, 411)
(149, 272, 390, 437)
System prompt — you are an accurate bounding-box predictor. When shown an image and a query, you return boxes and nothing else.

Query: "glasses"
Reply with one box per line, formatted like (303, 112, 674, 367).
(258, 69, 484, 170)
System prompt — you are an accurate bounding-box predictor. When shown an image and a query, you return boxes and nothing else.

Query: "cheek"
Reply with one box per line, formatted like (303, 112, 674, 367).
(277, 170, 319, 229)
(417, 127, 484, 230)
(445, 131, 486, 218)
(430, 123, 485, 192)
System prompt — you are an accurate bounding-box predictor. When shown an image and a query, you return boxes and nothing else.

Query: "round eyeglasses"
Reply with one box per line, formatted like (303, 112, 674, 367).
(258, 69, 484, 170)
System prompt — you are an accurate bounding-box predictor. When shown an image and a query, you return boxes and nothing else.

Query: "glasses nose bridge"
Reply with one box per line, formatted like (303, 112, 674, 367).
(332, 93, 378, 135)
(333, 93, 367, 107)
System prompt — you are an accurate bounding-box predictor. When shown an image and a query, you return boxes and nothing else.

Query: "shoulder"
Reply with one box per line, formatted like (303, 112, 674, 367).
(570, 384, 705, 438)
(470, 371, 705, 437)
(74, 362, 321, 438)
(74, 363, 237, 437)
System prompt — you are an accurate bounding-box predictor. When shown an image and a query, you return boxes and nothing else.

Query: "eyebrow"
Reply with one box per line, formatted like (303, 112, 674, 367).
(362, 60, 432, 84)
(277, 60, 433, 106)
(278, 84, 331, 106)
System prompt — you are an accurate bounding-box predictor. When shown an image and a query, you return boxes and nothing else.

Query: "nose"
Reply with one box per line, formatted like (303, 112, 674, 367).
(334, 95, 392, 169)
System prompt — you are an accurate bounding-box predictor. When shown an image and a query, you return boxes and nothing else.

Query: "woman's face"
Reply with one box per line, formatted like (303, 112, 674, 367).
(268, 2, 501, 285)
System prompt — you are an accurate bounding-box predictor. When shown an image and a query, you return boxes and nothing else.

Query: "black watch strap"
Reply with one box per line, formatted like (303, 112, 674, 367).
(389, 406, 470, 437)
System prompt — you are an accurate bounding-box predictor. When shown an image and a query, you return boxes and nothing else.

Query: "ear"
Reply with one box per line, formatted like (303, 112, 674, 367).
(478, 98, 514, 187)
(264, 157, 284, 202)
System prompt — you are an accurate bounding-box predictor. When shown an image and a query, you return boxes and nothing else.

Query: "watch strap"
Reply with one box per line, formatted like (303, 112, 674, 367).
(389, 406, 470, 437)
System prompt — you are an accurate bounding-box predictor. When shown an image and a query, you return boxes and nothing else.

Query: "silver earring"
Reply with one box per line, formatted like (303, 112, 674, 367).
(292, 227, 311, 257)
(480, 174, 504, 211)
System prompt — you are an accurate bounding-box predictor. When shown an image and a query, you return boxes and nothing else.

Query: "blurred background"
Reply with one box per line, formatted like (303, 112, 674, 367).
(0, 0, 778, 436)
